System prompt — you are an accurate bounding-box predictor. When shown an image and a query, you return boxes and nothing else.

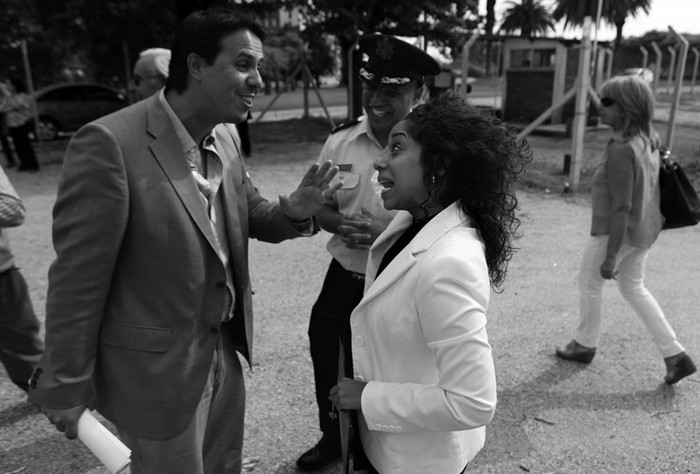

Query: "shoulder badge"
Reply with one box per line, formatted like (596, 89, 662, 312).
(331, 117, 361, 134)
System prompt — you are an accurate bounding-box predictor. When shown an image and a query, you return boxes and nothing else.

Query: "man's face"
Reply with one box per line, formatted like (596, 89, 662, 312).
(361, 82, 417, 139)
(198, 29, 263, 124)
(131, 60, 166, 101)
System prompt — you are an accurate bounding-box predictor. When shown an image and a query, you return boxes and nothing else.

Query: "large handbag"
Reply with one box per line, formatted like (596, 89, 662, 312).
(659, 149, 700, 230)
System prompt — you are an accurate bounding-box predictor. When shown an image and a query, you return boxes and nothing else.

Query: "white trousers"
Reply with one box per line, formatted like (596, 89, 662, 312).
(575, 235, 684, 358)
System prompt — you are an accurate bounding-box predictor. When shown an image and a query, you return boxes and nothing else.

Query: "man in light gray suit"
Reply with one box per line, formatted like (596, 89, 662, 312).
(28, 8, 339, 473)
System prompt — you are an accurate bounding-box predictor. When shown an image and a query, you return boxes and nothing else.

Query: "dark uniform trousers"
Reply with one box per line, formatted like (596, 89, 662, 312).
(308, 259, 364, 441)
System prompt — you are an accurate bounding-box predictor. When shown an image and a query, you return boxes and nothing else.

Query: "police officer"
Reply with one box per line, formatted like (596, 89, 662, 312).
(297, 34, 440, 471)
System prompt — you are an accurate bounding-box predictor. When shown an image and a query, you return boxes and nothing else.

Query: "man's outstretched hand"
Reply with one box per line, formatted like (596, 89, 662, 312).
(279, 160, 341, 221)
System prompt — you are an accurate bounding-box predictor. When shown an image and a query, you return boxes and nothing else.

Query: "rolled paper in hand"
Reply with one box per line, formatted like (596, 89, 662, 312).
(77, 410, 131, 474)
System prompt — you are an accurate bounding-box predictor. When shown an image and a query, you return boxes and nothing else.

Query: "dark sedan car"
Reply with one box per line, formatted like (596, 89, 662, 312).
(32, 83, 129, 140)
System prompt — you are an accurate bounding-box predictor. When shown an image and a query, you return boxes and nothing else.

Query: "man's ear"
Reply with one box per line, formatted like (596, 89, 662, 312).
(187, 53, 204, 82)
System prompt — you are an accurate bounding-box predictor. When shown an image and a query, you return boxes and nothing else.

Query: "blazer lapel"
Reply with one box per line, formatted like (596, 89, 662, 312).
(146, 97, 219, 253)
(356, 203, 468, 312)
(358, 211, 414, 308)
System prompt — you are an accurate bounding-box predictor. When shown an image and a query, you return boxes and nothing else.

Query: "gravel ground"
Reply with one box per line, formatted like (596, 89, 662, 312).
(1, 145, 699, 473)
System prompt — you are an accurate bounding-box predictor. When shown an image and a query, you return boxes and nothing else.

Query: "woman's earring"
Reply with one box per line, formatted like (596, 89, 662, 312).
(431, 175, 436, 185)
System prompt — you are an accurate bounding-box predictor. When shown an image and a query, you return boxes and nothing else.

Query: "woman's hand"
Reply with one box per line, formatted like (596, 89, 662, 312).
(329, 377, 366, 411)
(600, 258, 618, 280)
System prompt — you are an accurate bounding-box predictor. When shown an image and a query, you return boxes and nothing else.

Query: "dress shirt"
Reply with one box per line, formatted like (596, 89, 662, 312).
(0, 167, 26, 272)
(317, 117, 396, 274)
(158, 90, 235, 321)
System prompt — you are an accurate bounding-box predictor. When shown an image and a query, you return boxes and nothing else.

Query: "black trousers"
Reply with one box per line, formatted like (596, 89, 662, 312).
(0, 133, 16, 165)
(308, 259, 364, 441)
(0, 268, 44, 391)
(9, 122, 39, 171)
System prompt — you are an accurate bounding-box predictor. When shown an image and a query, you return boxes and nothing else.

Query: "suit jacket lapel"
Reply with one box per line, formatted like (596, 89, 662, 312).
(145, 96, 219, 253)
(214, 124, 246, 261)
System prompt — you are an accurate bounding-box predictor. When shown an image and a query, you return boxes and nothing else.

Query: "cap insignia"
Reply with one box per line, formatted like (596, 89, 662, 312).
(376, 37, 394, 61)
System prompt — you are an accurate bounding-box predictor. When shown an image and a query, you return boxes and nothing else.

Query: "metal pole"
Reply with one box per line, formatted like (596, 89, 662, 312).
(347, 38, 360, 120)
(604, 48, 614, 80)
(666, 27, 689, 151)
(591, 0, 604, 80)
(460, 31, 479, 96)
(122, 40, 133, 103)
(570, 17, 593, 190)
(595, 47, 606, 91)
(493, 40, 501, 110)
(639, 46, 648, 69)
(302, 51, 309, 118)
(666, 46, 676, 95)
(651, 42, 662, 94)
(20, 39, 40, 142)
(304, 64, 336, 128)
(691, 47, 699, 94)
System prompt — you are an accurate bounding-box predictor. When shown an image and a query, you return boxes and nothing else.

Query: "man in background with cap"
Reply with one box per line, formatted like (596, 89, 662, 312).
(130, 47, 171, 102)
(296, 33, 440, 471)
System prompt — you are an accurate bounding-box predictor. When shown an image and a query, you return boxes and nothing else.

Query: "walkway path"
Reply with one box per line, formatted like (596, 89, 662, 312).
(1, 153, 698, 473)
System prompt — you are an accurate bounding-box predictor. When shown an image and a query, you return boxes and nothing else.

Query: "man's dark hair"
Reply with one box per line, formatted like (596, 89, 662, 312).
(166, 7, 266, 94)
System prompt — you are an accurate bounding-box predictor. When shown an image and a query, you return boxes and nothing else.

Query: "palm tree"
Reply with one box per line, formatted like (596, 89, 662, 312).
(552, 0, 652, 53)
(499, 0, 556, 37)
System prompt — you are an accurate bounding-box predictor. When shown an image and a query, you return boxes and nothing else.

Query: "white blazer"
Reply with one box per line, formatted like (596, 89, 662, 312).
(351, 202, 497, 474)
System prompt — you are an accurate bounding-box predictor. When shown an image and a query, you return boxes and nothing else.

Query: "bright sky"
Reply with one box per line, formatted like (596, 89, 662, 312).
(482, 0, 700, 40)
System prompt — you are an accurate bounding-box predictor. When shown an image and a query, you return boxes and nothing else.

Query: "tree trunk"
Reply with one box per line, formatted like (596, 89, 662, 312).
(612, 20, 625, 73)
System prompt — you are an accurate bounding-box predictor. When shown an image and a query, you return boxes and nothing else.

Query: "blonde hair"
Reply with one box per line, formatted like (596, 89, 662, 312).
(600, 75, 658, 147)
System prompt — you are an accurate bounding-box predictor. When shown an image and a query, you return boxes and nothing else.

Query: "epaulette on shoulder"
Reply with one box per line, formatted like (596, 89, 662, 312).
(331, 116, 362, 134)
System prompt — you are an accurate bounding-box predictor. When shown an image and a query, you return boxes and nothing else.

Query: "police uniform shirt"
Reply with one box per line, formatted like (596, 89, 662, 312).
(319, 117, 397, 275)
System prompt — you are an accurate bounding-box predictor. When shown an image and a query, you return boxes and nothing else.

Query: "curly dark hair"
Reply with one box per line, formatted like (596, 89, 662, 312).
(405, 90, 532, 290)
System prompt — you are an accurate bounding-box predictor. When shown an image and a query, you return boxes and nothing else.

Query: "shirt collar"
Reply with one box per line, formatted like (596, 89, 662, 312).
(157, 89, 216, 154)
(345, 115, 383, 149)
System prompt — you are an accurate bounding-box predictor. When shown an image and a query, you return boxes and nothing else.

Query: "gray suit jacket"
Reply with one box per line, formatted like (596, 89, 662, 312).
(29, 94, 306, 438)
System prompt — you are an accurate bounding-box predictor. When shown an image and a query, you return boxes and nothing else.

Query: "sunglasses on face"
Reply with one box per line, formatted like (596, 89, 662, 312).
(600, 97, 615, 107)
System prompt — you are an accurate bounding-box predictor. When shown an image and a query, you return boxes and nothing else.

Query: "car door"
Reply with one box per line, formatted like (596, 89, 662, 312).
(37, 85, 86, 131)
(82, 85, 128, 123)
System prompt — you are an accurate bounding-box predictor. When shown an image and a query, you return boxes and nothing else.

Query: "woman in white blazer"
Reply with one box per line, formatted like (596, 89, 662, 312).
(330, 91, 532, 473)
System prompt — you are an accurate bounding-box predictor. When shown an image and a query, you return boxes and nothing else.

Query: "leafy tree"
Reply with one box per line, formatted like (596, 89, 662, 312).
(302, 27, 337, 85)
(552, 0, 652, 56)
(0, 0, 65, 88)
(499, 0, 556, 37)
(290, 0, 480, 83)
(1, 0, 178, 89)
(261, 28, 304, 91)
